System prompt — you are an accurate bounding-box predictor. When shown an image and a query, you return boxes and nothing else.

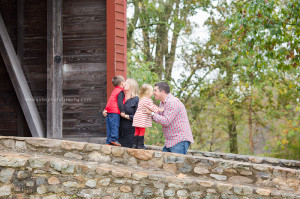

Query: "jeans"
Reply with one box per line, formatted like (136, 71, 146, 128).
(106, 113, 120, 144)
(163, 141, 191, 155)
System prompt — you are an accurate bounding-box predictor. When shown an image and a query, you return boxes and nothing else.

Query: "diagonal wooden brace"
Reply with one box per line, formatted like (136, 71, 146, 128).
(0, 13, 45, 138)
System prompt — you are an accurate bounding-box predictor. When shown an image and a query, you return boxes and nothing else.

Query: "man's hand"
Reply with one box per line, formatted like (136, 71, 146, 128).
(102, 110, 108, 117)
(143, 107, 153, 115)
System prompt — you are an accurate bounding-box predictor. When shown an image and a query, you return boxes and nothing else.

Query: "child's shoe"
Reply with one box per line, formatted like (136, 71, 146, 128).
(137, 136, 147, 149)
(132, 136, 138, 148)
(109, 141, 122, 146)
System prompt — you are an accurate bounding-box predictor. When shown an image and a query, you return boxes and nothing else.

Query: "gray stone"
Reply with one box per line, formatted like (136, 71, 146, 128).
(210, 174, 227, 181)
(64, 152, 83, 160)
(112, 147, 125, 157)
(98, 178, 111, 186)
(216, 183, 232, 192)
(88, 151, 112, 162)
(233, 186, 243, 195)
(154, 189, 164, 197)
(37, 185, 47, 194)
(0, 168, 14, 182)
(85, 143, 101, 151)
(154, 151, 163, 157)
(3, 139, 15, 148)
(0, 155, 28, 167)
(143, 188, 153, 196)
(212, 167, 224, 174)
(207, 189, 217, 193)
(119, 193, 135, 199)
(179, 162, 193, 173)
(154, 183, 165, 189)
(243, 186, 253, 195)
(228, 176, 253, 184)
(61, 164, 75, 174)
(26, 180, 35, 187)
(85, 179, 97, 188)
(26, 138, 61, 148)
(177, 189, 188, 197)
(29, 158, 48, 168)
(240, 170, 252, 176)
(16, 141, 27, 150)
(257, 171, 270, 180)
(61, 141, 85, 150)
(133, 187, 142, 195)
(42, 195, 60, 199)
(204, 194, 219, 199)
(0, 185, 12, 196)
(17, 170, 30, 179)
(190, 191, 203, 199)
(164, 189, 175, 197)
(194, 167, 210, 175)
(36, 177, 47, 186)
(253, 165, 268, 171)
(77, 188, 103, 197)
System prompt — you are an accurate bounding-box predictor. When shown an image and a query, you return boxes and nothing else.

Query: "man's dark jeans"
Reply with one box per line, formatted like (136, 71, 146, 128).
(163, 141, 191, 154)
(106, 113, 120, 144)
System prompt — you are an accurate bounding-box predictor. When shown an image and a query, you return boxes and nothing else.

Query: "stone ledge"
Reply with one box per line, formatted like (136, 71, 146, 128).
(0, 151, 299, 198)
(0, 136, 299, 193)
(147, 145, 300, 169)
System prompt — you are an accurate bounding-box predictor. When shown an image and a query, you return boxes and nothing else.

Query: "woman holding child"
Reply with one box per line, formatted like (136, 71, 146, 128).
(103, 78, 139, 148)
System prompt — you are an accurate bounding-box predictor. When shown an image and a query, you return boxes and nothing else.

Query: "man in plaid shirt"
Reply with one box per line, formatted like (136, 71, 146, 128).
(146, 82, 194, 154)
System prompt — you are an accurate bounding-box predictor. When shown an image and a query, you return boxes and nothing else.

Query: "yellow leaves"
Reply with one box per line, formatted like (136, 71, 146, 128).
(229, 100, 234, 104)
(177, 173, 186, 178)
(283, 129, 288, 134)
(289, 84, 293, 89)
(281, 139, 289, 145)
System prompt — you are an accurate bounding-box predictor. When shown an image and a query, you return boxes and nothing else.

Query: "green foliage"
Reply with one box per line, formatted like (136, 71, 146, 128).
(266, 112, 300, 160)
(127, 0, 300, 160)
(127, 51, 159, 86)
(225, 0, 300, 70)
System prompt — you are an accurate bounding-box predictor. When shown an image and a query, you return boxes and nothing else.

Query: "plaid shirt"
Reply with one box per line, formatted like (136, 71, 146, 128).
(153, 94, 194, 148)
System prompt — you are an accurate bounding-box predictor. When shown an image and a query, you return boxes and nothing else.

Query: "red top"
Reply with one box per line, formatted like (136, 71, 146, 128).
(105, 86, 125, 114)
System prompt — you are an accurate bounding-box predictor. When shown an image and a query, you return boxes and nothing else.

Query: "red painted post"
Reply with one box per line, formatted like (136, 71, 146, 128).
(106, 0, 127, 100)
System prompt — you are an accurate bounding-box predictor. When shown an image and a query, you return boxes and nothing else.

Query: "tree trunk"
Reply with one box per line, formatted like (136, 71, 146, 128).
(228, 109, 238, 153)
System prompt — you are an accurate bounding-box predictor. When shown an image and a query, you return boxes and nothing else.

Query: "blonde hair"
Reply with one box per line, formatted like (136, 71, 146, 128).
(140, 84, 153, 98)
(127, 78, 139, 98)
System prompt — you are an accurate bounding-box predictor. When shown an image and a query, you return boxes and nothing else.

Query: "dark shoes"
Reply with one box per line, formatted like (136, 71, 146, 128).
(132, 136, 138, 148)
(132, 136, 147, 149)
(109, 141, 122, 146)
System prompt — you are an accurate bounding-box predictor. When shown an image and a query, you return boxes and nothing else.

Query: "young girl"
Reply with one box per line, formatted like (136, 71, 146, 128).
(132, 84, 163, 149)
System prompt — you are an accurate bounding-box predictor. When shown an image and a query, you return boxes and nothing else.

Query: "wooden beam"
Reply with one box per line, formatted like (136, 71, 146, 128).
(0, 14, 45, 138)
(47, 0, 63, 138)
(17, 0, 25, 137)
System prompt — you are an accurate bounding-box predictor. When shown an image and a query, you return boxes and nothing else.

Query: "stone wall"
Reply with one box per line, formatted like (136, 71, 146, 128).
(0, 136, 299, 199)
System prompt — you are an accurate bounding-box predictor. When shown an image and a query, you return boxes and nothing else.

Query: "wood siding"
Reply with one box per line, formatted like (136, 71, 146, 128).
(0, 0, 127, 138)
(0, 0, 30, 137)
(62, 0, 107, 137)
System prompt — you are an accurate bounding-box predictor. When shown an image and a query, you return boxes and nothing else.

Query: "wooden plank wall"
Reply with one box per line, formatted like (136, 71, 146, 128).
(0, 0, 30, 136)
(23, 0, 48, 130)
(62, 0, 107, 137)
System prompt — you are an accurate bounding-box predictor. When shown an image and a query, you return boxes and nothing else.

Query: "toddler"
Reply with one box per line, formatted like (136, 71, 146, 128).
(132, 84, 163, 149)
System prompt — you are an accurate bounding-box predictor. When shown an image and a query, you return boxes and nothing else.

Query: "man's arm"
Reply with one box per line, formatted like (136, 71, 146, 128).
(153, 102, 178, 126)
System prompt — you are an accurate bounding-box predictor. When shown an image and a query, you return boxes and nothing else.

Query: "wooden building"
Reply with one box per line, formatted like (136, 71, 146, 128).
(0, 0, 127, 140)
